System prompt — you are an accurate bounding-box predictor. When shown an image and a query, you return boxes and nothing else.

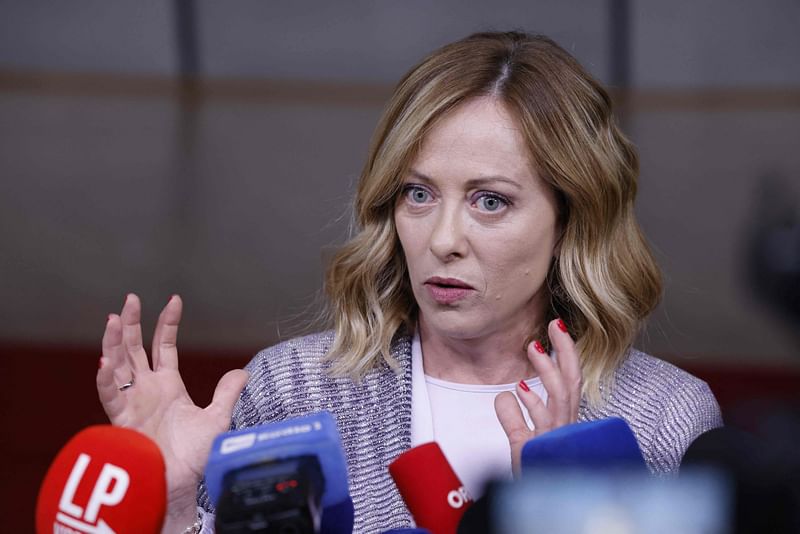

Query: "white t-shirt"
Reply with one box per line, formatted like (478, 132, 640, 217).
(409, 330, 549, 499)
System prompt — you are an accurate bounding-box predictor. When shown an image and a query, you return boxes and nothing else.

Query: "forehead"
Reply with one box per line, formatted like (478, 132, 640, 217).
(411, 96, 536, 185)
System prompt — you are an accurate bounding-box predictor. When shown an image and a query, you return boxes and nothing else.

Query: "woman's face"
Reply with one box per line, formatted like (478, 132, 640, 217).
(394, 96, 560, 341)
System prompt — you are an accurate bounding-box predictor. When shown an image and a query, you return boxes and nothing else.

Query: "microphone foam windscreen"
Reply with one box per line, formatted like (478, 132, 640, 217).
(521, 417, 646, 472)
(36, 425, 167, 534)
(389, 442, 472, 534)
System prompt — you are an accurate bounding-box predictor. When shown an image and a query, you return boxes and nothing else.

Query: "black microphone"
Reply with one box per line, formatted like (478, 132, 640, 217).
(683, 426, 800, 533)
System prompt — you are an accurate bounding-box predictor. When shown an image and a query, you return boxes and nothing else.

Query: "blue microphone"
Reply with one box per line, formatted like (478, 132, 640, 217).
(205, 411, 353, 534)
(521, 417, 646, 472)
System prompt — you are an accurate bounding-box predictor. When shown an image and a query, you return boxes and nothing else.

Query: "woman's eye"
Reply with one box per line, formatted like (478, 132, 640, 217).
(475, 193, 508, 212)
(405, 186, 432, 204)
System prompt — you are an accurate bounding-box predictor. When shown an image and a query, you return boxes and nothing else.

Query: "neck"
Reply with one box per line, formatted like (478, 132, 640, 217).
(418, 317, 539, 385)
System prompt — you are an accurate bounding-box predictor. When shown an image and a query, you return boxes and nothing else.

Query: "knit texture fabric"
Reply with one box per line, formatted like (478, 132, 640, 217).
(198, 330, 723, 533)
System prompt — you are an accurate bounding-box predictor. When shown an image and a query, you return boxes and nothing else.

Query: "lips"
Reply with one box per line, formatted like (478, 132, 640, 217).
(425, 277, 474, 289)
(423, 277, 475, 304)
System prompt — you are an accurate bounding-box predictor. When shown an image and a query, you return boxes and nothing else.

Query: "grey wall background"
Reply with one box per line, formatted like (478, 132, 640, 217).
(1, 0, 798, 368)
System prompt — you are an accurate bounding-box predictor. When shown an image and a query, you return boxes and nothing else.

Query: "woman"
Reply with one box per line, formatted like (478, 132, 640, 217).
(96, 32, 722, 533)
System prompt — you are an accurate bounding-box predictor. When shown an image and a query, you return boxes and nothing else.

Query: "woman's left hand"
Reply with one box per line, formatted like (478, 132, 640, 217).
(494, 318, 583, 476)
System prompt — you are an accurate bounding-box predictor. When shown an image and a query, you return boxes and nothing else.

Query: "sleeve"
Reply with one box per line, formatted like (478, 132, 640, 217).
(198, 507, 215, 533)
(647, 378, 724, 475)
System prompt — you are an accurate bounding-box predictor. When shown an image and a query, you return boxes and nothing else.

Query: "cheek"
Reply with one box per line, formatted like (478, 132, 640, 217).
(394, 212, 411, 247)
(479, 221, 556, 290)
(395, 216, 423, 273)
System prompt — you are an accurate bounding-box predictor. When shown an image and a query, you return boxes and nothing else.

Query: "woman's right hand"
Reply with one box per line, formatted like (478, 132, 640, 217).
(96, 293, 249, 530)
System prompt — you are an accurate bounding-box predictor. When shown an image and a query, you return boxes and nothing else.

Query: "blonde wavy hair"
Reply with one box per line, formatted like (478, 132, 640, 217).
(324, 31, 662, 404)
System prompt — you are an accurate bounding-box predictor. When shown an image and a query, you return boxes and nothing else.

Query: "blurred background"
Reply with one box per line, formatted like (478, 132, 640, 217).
(1, 0, 798, 528)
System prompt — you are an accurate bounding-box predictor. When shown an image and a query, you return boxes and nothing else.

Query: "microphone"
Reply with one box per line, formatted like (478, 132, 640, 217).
(521, 417, 646, 472)
(683, 426, 800, 532)
(458, 419, 646, 534)
(36, 425, 167, 534)
(204, 411, 353, 534)
(388, 442, 473, 534)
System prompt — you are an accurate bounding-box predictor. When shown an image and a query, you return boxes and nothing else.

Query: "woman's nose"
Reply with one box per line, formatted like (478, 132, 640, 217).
(429, 204, 468, 262)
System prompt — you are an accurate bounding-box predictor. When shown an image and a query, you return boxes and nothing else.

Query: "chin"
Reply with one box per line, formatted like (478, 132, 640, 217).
(418, 307, 494, 340)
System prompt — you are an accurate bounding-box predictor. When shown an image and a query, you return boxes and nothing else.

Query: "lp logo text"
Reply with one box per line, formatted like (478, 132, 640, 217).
(55, 453, 129, 534)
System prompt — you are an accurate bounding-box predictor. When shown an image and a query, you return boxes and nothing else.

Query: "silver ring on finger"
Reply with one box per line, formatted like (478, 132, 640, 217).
(118, 376, 135, 391)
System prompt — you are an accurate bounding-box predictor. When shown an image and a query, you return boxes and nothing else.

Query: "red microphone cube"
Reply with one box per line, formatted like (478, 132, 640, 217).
(389, 442, 472, 534)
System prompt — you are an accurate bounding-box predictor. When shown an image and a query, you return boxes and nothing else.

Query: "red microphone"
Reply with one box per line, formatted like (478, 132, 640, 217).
(36, 425, 167, 534)
(389, 442, 473, 534)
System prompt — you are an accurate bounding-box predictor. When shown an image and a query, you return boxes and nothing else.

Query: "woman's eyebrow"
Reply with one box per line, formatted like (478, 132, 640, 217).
(465, 176, 522, 190)
(408, 168, 522, 190)
(407, 169, 435, 184)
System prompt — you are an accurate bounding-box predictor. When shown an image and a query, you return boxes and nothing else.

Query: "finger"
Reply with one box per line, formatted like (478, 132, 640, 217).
(528, 340, 570, 426)
(98, 316, 127, 421)
(97, 359, 127, 422)
(549, 318, 582, 419)
(152, 294, 182, 371)
(494, 391, 531, 442)
(206, 369, 250, 423)
(120, 293, 151, 372)
(494, 391, 531, 476)
(102, 313, 131, 386)
(516, 381, 552, 434)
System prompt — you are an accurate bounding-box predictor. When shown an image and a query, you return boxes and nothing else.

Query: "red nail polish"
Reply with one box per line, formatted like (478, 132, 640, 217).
(518, 380, 530, 392)
(557, 318, 568, 333)
(533, 340, 547, 354)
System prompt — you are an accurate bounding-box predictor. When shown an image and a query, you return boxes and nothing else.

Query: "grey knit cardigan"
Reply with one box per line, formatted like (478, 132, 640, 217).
(198, 331, 723, 533)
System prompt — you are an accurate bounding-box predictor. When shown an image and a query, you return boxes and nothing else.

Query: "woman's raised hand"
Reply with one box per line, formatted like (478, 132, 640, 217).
(494, 318, 582, 476)
(96, 294, 249, 527)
